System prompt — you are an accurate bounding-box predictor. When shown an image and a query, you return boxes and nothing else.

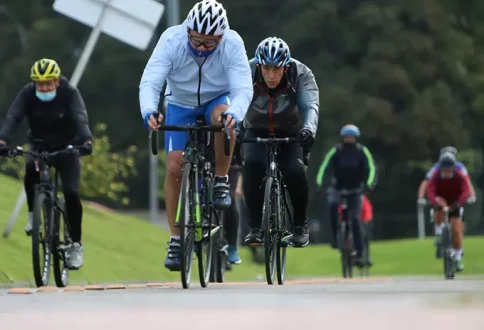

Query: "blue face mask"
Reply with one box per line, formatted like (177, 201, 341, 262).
(36, 89, 56, 102)
(187, 41, 216, 58)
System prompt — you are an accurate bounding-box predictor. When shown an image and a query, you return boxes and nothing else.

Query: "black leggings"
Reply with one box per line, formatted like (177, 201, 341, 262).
(223, 169, 239, 246)
(242, 131, 308, 229)
(24, 152, 83, 242)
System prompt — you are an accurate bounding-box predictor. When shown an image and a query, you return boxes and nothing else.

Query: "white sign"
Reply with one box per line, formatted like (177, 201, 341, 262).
(53, 0, 165, 51)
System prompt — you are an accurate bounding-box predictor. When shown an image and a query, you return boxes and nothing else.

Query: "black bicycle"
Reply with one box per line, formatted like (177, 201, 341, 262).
(2, 144, 88, 288)
(336, 187, 364, 279)
(150, 112, 231, 289)
(243, 135, 297, 285)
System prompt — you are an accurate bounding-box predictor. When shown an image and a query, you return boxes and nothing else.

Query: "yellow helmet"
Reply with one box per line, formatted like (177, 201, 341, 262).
(30, 58, 61, 81)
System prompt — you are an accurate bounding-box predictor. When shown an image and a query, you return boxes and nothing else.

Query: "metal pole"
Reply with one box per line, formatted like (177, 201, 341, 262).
(70, 0, 112, 87)
(417, 204, 425, 240)
(149, 0, 180, 223)
(4, 0, 112, 238)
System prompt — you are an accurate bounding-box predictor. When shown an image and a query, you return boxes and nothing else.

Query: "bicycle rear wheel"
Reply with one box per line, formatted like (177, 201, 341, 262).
(276, 191, 288, 285)
(32, 190, 52, 287)
(442, 225, 454, 279)
(263, 177, 277, 285)
(53, 198, 70, 287)
(178, 163, 196, 289)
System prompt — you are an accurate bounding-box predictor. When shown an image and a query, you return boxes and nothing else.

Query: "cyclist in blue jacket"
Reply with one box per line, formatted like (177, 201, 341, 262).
(139, 0, 253, 271)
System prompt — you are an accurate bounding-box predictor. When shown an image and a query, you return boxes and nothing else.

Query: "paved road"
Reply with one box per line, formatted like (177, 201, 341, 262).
(1, 277, 484, 330)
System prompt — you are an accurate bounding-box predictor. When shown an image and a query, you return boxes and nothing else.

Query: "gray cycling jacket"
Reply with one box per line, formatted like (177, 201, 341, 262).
(242, 57, 319, 137)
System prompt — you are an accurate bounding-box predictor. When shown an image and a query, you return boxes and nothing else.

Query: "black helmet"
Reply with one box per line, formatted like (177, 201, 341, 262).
(439, 151, 456, 169)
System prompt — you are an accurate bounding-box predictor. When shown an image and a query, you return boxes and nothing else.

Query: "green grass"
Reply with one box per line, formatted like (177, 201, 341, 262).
(1, 174, 483, 286)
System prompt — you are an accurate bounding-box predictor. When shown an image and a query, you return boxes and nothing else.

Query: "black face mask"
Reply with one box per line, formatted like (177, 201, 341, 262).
(342, 142, 357, 149)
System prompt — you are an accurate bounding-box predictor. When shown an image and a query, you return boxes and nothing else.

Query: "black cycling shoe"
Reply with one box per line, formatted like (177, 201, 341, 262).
(213, 176, 231, 211)
(245, 228, 263, 246)
(289, 223, 309, 248)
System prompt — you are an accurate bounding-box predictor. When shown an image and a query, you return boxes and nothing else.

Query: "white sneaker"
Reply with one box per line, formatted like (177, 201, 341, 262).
(65, 242, 84, 270)
(25, 213, 33, 236)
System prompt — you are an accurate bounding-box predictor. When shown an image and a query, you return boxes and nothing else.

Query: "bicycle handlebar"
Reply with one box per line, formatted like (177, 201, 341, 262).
(242, 137, 299, 143)
(149, 111, 231, 156)
(3, 144, 90, 159)
(336, 187, 364, 196)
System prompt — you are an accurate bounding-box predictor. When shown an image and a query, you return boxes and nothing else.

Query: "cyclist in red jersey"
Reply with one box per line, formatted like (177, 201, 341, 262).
(426, 152, 471, 272)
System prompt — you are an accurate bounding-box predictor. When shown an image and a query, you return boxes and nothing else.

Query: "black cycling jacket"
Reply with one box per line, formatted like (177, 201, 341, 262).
(0, 76, 92, 150)
(242, 58, 320, 137)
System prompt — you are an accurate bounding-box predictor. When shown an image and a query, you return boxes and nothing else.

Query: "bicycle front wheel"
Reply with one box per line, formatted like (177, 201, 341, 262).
(32, 190, 52, 287)
(197, 196, 214, 288)
(178, 163, 196, 289)
(263, 177, 277, 285)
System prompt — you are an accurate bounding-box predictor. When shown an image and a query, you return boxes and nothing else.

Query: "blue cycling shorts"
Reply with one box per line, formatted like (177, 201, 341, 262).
(165, 93, 232, 153)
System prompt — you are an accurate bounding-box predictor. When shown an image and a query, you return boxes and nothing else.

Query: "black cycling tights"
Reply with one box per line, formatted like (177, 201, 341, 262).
(24, 152, 83, 243)
(223, 169, 239, 246)
(242, 130, 309, 229)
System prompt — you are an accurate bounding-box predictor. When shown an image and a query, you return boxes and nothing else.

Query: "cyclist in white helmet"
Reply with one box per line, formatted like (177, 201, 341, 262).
(241, 37, 320, 248)
(139, 0, 253, 271)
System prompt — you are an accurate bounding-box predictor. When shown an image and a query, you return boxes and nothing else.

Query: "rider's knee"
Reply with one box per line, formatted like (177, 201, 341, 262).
(210, 104, 229, 123)
(166, 152, 183, 180)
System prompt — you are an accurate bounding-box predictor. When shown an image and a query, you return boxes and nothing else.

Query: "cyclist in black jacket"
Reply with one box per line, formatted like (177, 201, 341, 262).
(242, 37, 319, 248)
(0, 58, 92, 270)
(315, 125, 377, 266)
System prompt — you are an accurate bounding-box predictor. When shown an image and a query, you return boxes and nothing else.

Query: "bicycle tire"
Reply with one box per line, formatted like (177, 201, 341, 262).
(197, 198, 214, 288)
(276, 190, 288, 285)
(263, 176, 277, 285)
(178, 163, 196, 289)
(442, 225, 454, 279)
(53, 198, 70, 287)
(32, 190, 52, 287)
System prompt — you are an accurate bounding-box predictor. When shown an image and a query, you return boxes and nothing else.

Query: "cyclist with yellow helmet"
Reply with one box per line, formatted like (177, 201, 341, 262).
(0, 58, 92, 270)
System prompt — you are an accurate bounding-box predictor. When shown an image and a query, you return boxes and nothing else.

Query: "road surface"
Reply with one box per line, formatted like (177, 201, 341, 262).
(1, 277, 484, 330)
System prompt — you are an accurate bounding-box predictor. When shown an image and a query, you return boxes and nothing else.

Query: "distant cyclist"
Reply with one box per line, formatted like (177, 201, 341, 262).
(315, 125, 377, 266)
(139, 0, 253, 271)
(0, 58, 93, 270)
(338, 194, 374, 266)
(417, 146, 476, 258)
(242, 37, 319, 248)
(426, 151, 471, 272)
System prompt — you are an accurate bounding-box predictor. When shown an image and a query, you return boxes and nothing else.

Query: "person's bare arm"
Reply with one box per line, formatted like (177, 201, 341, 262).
(235, 173, 244, 198)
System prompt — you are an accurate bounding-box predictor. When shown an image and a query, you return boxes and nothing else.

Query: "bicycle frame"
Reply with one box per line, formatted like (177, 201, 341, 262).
(243, 135, 297, 239)
(175, 119, 216, 242)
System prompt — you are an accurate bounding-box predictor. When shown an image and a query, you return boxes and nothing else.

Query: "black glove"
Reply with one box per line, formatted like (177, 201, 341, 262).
(78, 143, 93, 156)
(449, 202, 461, 211)
(299, 129, 314, 150)
(0, 144, 10, 156)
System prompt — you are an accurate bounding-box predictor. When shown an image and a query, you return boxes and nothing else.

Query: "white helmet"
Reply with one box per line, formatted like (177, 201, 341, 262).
(186, 0, 229, 36)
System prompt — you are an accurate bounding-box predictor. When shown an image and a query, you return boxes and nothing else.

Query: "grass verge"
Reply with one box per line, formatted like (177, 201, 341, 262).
(1, 174, 483, 286)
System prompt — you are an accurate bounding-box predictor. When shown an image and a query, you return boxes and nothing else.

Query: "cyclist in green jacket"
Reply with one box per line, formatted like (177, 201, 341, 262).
(315, 125, 377, 266)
